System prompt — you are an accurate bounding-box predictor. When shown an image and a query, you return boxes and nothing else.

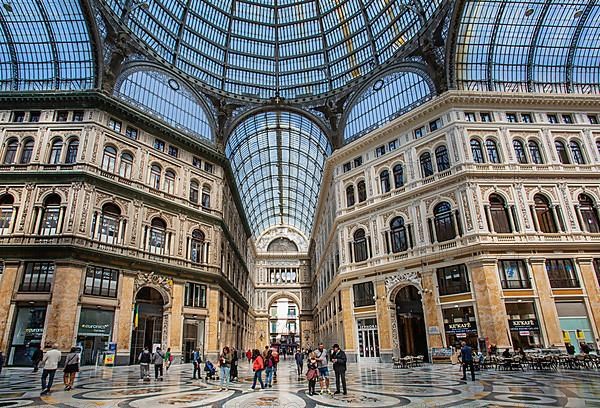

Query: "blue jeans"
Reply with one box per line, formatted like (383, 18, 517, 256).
(265, 367, 273, 386)
(220, 366, 231, 387)
(41, 369, 56, 391)
(252, 369, 265, 389)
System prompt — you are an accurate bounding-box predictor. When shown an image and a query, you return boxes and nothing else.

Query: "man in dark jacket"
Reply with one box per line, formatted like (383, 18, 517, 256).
(460, 341, 475, 381)
(294, 349, 304, 377)
(331, 344, 347, 395)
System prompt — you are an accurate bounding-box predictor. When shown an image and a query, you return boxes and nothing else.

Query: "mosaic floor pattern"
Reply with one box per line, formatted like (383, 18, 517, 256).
(1, 358, 599, 407)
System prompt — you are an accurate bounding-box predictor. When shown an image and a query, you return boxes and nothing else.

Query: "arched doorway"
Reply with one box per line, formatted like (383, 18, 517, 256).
(395, 285, 428, 361)
(130, 287, 166, 364)
(267, 296, 300, 357)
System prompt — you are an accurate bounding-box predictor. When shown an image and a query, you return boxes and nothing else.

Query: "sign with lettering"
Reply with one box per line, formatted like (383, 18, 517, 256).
(508, 319, 539, 332)
(430, 347, 453, 358)
(444, 321, 477, 334)
(78, 309, 114, 336)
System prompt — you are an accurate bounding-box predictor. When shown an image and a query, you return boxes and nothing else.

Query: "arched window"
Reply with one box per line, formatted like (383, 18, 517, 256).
(164, 170, 176, 194)
(471, 139, 484, 163)
(3, 138, 18, 164)
(420, 152, 434, 177)
(346, 185, 355, 207)
(534, 194, 557, 233)
(489, 194, 511, 233)
(435, 145, 450, 171)
(390, 217, 408, 253)
(485, 139, 501, 163)
(434, 202, 456, 242)
(513, 140, 527, 164)
(596, 140, 600, 156)
(201, 185, 211, 208)
(101, 146, 117, 172)
(393, 164, 404, 188)
(0, 194, 14, 235)
(150, 164, 162, 190)
(98, 203, 121, 244)
(353, 229, 368, 262)
(20, 139, 34, 164)
(577, 194, 600, 233)
(357, 180, 367, 203)
(119, 152, 133, 178)
(149, 218, 167, 254)
(40, 194, 62, 235)
(191, 229, 205, 263)
(555, 141, 570, 164)
(49, 139, 63, 164)
(528, 140, 544, 164)
(189, 180, 199, 203)
(380, 170, 390, 193)
(65, 139, 79, 164)
(569, 140, 585, 164)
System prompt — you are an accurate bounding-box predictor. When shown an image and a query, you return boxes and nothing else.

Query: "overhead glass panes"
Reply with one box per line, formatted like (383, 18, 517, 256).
(100, 0, 443, 100)
(0, 0, 95, 91)
(226, 111, 331, 236)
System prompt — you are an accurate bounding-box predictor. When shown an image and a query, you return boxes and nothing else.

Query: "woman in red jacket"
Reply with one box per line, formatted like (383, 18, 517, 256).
(246, 349, 265, 391)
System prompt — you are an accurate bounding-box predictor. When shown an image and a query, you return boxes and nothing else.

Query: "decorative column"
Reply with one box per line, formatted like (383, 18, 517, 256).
(506, 205, 516, 232)
(550, 205, 561, 232)
(484, 205, 494, 233)
(33, 206, 43, 234)
(529, 258, 563, 348)
(530, 206, 541, 232)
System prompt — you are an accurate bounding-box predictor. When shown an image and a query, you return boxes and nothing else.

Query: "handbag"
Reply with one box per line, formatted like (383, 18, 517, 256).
(306, 368, 318, 381)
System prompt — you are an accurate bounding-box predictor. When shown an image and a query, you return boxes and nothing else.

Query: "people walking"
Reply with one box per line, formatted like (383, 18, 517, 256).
(40, 343, 61, 396)
(218, 346, 232, 391)
(246, 349, 252, 363)
(230, 347, 238, 382)
(264, 349, 275, 387)
(272, 348, 279, 382)
(138, 347, 151, 382)
(164, 348, 172, 372)
(32, 347, 43, 373)
(460, 341, 475, 381)
(315, 343, 331, 395)
(246, 349, 265, 392)
(192, 348, 201, 379)
(63, 347, 80, 391)
(331, 344, 347, 395)
(153, 347, 165, 380)
(295, 348, 304, 377)
(306, 352, 318, 396)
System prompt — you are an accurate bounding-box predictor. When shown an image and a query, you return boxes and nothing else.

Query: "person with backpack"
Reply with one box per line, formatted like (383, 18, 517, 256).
(153, 347, 165, 380)
(138, 347, 151, 381)
(245, 349, 265, 392)
(62, 347, 80, 391)
(264, 350, 275, 387)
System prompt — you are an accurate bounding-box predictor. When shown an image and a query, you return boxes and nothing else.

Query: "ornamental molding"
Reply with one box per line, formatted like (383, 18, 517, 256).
(385, 271, 423, 294)
(135, 272, 173, 296)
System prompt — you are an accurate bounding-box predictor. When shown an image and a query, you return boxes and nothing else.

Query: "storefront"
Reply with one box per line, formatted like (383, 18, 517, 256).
(556, 301, 595, 353)
(356, 318, 380, 361)
(8, 306, 47, 366)
(505, 302, 542, 349)
(183, 318, 205, 363)
(443, 305, 479, 350)
(77, 308, 114, 365)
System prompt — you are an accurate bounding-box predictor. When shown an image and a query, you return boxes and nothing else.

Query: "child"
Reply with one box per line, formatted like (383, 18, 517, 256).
(306, 352, 319, 396)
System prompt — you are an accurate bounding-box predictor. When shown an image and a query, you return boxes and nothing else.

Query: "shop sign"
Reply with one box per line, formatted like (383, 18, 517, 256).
(78, 309, 114, 336)
(456, 333, 467, 338)
(576, 329, 586, 340)
(444, 321, 477, 334)
(508, 319, 539, 332)
(104, 354, 115, 365)
(518, 331, 530, 336)
(428, 326, 440, 335)
(562, 330, 571, 343)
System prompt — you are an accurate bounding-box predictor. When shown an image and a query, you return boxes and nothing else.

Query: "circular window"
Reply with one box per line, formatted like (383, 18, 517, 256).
(373, 79, 385, 92)
(168, 78, 180, 91)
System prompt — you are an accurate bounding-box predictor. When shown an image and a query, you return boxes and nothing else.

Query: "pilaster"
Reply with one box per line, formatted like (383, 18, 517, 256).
(375, 281, 393, 362)
(115, 273, 135, 364)
(206, 287, 220, 359)
(340, 286, 356, 361)
(577, 258, 600, 339)
(168, 281, 184, 359)
(0, 262, 19, 351)
(529, 258, 563, 347)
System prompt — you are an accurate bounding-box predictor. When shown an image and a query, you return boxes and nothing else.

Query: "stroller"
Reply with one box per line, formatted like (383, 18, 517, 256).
(204, 360, 217, 380)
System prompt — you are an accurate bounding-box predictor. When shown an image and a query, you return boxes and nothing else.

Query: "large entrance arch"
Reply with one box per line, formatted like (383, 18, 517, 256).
(130, 287, 167, 364)
(267, 295, 301, 357)
(395, 285, 429, 361)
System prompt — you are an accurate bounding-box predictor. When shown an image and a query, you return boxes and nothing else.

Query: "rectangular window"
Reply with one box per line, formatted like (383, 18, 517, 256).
(56, 111, 69, 122)
(414, 126, 425, 139)
(353, 281, 375, 307)
(342, 162, 352, 172)
(498, 260, 531, 289)
(125, 126, 138, 140)
(594, 259, 600, 286)
(20, 262, 54, 292)
(270, 306, 278, 317)
(168, 146, 179, 158)
(108, 118, 122, 132)
(192, 157, 202, 169)
(437, 264, 470, 296)
(545, 259, 579, 288)
(72, 111, 84, 122)
(353, 156, 363, 167)
(388, 140, 397, 151)
(480, 112, 492, 122)
(270, 321, 277, 333)
(153, 139, 165, 152)
(184, 283, 207, 308)
(464, 112, 476, 122)
(375, 145, 386, 157)
(204, 162, 213, 173)
(84, 266, 119, 297)
(521, 113, 533, 123)
(506, 113, 518, 123)
(429, 118, 441, 131)
(588, 115, 598, 124)
(562, 114, 573, 124)
(12, 111, 25, 122)
(547, 114, 558, 123)
(29, 111, 41, 122)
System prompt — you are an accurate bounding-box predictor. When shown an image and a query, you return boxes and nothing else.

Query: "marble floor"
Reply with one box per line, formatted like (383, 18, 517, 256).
(1, 358, 599, 407)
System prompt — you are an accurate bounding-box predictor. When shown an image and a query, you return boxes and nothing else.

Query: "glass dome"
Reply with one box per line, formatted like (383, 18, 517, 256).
(99, 0, 443, 100)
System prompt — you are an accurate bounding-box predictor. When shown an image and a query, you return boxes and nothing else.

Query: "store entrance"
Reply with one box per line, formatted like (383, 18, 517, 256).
(395, 285, 428, 361)
(130, 287, 165, 364)
(357, 318, 380, 362)
(183, 319, 205, 363)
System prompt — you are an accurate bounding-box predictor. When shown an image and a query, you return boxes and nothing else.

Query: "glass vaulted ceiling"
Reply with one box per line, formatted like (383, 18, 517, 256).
(100, 0, 443, 100)
(226, 111, 332, 236)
